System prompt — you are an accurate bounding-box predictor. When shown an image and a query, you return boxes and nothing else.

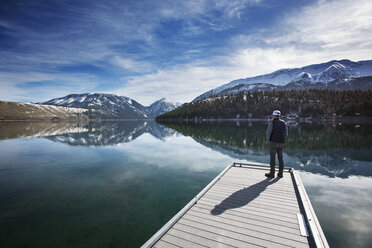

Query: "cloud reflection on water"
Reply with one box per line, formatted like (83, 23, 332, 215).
(115, 133, 238, 173)
(300, 172, 372, 248)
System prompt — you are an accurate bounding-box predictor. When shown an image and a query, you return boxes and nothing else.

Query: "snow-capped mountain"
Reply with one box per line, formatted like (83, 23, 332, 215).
(148, 97, 181, 115)
(43, 93, 153, 119)
(193, 59, 372, 101)
(42, 94, 182, 119)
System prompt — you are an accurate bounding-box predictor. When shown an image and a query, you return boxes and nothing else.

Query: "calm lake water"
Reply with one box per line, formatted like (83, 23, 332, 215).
(0, 120, 371, 247)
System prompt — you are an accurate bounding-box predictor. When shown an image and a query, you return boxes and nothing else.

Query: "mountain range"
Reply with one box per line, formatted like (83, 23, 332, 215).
(42, 59, 372, 120)
(193, 59, 372, 102)
(2, 59, 372, 121)
(42, 93, 180, 119)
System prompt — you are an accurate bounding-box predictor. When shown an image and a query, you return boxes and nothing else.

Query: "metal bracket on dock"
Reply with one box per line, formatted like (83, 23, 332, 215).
(297, 213, 309, 237)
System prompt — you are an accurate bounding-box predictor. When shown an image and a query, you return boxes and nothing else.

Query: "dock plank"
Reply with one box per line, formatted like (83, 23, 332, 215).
(161, 233, 208, 248)
(170, 225, 246, 248)
(206, 186, 300, 206)
(193, 203, 301, 229)
(176, 218, 297, 248)
(202, 191, 301, 212)
(196, 199, 300, 225)
(188, 207, 301, 236)
(216, 179, 296, 192)
(224, 168, 293, 183)
(153, 240, 182, 248)
(209, 185, 299, 204)
(180, 214, 309, 247)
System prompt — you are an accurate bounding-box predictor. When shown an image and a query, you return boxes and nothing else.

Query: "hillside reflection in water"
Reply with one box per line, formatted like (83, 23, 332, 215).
(159, 121, 372, 178)
(2, 120, 369, 178)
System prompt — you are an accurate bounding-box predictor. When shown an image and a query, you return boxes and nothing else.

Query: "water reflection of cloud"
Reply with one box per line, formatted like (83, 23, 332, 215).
(114, 133, 245, 172)
(299, 172, 372, 248)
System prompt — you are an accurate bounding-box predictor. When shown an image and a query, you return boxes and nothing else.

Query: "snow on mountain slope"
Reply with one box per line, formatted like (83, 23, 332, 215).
(0, 100, 88, 120)
(43, 93, 153, 119)
(148, 97, 181, 115)
(193, 59, 372, 101)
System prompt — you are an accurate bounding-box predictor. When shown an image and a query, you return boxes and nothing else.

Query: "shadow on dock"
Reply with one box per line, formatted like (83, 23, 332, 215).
(211, 177, 279, 215)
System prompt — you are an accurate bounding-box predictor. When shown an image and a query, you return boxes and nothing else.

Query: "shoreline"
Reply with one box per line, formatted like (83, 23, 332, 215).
(0, 118, 155, 122)
(1, 116, 372, 124)
(156, 116, 372, 124)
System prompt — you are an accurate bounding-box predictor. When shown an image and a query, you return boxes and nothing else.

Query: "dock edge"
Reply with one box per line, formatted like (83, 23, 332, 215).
(292, 170, 330, 248)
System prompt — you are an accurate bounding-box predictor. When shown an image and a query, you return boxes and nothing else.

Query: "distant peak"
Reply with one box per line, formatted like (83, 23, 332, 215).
(152, 97, 170, 104)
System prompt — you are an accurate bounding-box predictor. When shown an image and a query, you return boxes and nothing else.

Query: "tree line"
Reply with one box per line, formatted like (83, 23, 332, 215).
(157, 89, 372, 119)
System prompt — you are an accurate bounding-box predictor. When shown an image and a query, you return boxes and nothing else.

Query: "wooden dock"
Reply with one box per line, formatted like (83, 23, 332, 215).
(142, 162, 329, 248)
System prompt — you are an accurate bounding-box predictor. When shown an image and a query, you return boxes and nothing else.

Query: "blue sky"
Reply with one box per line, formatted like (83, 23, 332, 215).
(1, 0, 372, 105)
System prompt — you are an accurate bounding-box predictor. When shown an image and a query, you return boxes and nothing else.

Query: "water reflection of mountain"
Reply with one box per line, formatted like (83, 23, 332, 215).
(148, 123, 179, 141)
(0, 121, 176, 146)
(159, 121, 372, 178)
(47, 121, 149, 146)
(0, 121, 88, 140)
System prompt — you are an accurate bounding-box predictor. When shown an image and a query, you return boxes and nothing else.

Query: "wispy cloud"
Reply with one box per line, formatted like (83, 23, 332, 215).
(114, 62, 236, 105)
(231, 0, 372, 69)
(0, 71, 99, 102)
(266, 0, 372, 59)
(111, 56, 155, 73)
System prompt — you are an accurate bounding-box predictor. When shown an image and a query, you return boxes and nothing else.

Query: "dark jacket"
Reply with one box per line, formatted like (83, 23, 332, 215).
(266, 118, 288, 143)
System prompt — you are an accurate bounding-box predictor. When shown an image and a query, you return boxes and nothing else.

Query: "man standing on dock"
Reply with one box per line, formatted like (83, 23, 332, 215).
(265, 110, 288, 178)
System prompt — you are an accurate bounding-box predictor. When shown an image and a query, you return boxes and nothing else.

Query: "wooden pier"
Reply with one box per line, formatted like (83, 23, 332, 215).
(142, 162, 329, 248)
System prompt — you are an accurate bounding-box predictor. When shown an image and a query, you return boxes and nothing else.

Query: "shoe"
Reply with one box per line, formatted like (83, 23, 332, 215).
(265, 173, 274, 178)
(277, 173, 283, 178)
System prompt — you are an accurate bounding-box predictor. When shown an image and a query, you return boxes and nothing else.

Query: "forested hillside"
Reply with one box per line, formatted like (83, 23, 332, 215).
(157, 90, 372, 119)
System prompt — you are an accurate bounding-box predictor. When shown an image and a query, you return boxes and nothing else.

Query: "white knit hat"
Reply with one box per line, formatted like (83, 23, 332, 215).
(272, 110, 281, 116)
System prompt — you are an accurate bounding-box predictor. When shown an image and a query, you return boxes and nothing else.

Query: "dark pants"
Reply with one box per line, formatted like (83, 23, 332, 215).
(269, 141, 284, 175)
